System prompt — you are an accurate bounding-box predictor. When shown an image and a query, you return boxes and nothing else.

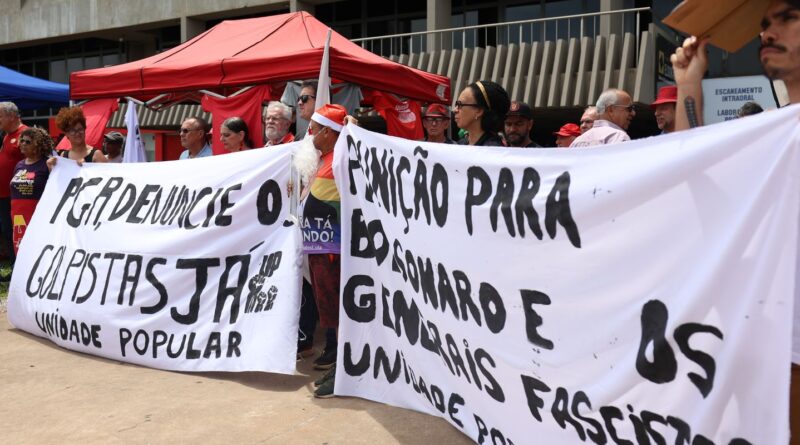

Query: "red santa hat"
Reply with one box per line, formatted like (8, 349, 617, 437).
(311, 104, 347, 132)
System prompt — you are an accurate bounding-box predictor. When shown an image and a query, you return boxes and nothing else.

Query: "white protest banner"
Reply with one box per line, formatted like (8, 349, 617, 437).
(8, 145, 301, 374)
(334, 106, 800, 444)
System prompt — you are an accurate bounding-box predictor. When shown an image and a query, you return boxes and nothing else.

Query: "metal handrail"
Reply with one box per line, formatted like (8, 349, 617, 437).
(352, 7, 650, 62)
(351, 7, 649, 43)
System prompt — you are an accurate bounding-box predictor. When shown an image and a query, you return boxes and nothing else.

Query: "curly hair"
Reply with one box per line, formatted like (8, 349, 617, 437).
(20, 127, 54, 160)
(467, 80, 510, 133)
(55, 106, 87, 132)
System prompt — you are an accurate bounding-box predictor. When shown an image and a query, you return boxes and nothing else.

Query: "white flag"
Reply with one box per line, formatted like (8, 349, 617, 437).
(122, 102, 147, 163)
(315, 29, 332, 108)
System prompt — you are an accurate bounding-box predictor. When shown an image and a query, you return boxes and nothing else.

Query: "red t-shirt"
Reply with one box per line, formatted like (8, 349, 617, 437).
(265, 132, 295, 147)
(0, 124, 28, 198)
(365, 91, 424, 140)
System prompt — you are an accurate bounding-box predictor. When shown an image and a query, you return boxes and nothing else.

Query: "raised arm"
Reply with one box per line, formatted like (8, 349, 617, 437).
(670, 36, 709, 131)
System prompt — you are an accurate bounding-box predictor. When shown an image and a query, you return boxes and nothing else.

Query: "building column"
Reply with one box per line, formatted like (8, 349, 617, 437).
(181, 16, 204, 43)
(427, 0, 451, 52)
(599, 0, 625, 36)
(290, 0, 314, 13)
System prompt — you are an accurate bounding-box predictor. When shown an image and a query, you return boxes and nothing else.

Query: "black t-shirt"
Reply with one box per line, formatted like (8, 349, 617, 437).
(458, 132, 504, 147)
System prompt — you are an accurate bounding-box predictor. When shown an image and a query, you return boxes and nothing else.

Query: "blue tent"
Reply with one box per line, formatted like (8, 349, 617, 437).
(0, 65, 69, 109)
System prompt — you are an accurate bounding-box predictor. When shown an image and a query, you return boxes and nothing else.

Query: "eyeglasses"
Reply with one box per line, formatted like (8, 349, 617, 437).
(298, 94, 316, 104)
(454, 101, 482, 110)
(423, 117, 448, 124)
(611, 104, 635, 112)
(67, 127, 85, 135)
(19, 139, 32, 145)
(264, 116, 287, 123)
(180, 128, 201, 134)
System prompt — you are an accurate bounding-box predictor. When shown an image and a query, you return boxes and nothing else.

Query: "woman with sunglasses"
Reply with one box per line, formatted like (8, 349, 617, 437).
(453, 80, 510, 147)
(54, 106, 107, 164)
(10, 127, 52, 253)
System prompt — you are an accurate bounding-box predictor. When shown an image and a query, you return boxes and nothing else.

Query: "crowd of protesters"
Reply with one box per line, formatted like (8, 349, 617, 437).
(0, 2, 795, 427)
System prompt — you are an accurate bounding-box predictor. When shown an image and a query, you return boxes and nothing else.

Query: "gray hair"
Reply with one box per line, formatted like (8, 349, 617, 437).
(595, 89, 625, 114)
(0, 102, 19, 117)
(265, 101, 292, 121)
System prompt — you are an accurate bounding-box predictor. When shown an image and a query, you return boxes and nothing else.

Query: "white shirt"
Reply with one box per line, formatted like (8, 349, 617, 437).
(570, 120, 630, 147)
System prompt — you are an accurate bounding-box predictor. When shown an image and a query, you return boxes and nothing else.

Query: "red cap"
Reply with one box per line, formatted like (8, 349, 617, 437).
(553, 123, 581, 137)
(424, 103, 450, 118)
(650, 85, 677, 109)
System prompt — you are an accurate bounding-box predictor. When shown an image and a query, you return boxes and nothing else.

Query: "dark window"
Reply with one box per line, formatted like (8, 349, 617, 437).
(367, 1, 394, 16)
(367, 20, 394, 37)
(18, 62, 33, 75)
(84, 38, 102, 52)
(334, 24, 362, 39)
(316, 3, 334, 22)
(35, 61, 49, 79)
(157, 26, 181, 52)
(397, 0, 425, 14)
(0, 48, 18, 64)
(335, 0, 363, 21)
(63, 40, 83, 55)
(18, 46, 33, 60)
(397, 17, 425, 33)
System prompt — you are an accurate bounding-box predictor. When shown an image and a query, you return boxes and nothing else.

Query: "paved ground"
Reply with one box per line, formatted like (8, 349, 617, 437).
(0, 310, 472, 445)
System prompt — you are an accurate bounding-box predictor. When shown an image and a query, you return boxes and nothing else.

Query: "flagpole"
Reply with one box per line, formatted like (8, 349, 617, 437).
(316, 29, 332, 108)
(291, 28, 332, 221)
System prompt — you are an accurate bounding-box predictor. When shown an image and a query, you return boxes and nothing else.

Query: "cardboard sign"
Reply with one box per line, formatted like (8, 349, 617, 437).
(663, 0, 770, 52)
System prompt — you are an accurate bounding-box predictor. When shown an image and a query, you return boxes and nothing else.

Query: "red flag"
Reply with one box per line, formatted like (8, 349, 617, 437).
(201, 85, 273, 154)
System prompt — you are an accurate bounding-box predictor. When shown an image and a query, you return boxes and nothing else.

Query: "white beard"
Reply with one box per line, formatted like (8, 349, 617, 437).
(265, 127, 281, 142)
(292, 134, 321, 188)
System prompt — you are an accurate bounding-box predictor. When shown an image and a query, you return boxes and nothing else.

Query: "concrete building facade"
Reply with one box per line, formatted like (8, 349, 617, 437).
(0, 0, 766, 151)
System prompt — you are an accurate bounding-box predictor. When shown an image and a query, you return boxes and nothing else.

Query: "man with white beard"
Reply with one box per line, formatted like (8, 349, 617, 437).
(291, 104, 361, 398)
(263, 101, 294, 147)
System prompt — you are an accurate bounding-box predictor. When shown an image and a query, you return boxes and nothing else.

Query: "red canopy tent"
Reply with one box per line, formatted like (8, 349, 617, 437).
(70, 12, 451, 104)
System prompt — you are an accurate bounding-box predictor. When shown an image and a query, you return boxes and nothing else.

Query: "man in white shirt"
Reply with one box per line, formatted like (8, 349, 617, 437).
(570, 89, 636, 147)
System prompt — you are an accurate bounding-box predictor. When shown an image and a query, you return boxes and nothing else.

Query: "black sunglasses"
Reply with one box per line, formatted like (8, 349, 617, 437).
(611, 104, 635, 112)
(299, 94, 316, 104)
(454, 101, 482, 109)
